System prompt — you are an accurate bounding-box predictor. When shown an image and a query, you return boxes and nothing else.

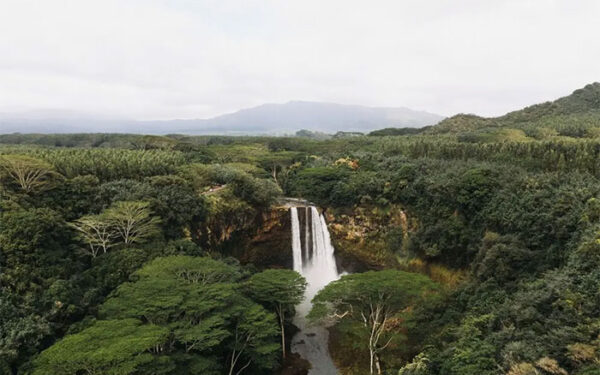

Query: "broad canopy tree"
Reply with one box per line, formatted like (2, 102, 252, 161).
(309, 270, 438, 375)
(256, 151, 301, 188)
(226, 301, 279, 375)
(246, 269, 307, 359)
(32, 256, 281, 375)
(32, 319, 169, 375)
(0, 154, 61, 194)
(104, 201, 161, 245)
(69, 200, 161, 257)
(69, 213, 117, 257)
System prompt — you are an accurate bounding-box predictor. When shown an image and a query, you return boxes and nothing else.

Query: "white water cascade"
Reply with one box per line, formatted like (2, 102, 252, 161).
(290, 206, 340, 374)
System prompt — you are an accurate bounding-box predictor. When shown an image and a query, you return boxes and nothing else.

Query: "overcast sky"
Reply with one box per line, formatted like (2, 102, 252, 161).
(1, 0, 599, 120)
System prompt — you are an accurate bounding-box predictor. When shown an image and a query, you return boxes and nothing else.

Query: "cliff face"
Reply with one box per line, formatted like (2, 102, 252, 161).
(326, 205, 414, 269)
(227, 204, 402, 272)
(326, 205, 467, 287)
(234, 207, 293, 269)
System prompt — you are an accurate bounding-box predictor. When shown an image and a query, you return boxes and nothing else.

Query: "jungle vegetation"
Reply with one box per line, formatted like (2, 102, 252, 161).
(1, 83, 600, 374)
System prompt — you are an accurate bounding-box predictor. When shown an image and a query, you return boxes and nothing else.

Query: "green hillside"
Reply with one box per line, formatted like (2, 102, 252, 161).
(429, 82, 600, 140)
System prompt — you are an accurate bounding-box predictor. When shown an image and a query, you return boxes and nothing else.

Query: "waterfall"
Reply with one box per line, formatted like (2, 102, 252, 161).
(291, 207, 302, 273)
(290, 206, 340, 375)
(305, 206, 310, 264)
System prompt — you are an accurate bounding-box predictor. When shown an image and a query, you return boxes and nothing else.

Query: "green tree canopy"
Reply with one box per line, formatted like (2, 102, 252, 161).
(69, 213, 118, 258)
(0, 208, 74, 296)
(0, 294, 50, 371)
(0, 154, 61, 194)
(96, 256, 279, 375)
(246, 269, 306, 359)
(32, 319, 169, 375)
(310, 270, 438, 374)
(103, 201, 161, 245)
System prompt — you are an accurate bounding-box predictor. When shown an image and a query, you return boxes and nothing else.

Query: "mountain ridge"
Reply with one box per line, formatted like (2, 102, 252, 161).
(142, 100, 444, 134)
(0, 101, 444, 135)
(429, 82, 600, 135)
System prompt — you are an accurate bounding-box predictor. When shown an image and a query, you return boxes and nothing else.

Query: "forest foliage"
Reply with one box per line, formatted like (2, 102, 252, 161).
(2, 83, 600, 375)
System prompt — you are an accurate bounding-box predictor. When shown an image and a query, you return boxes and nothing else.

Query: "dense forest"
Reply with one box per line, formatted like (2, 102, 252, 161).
(1, 83, 600, 375)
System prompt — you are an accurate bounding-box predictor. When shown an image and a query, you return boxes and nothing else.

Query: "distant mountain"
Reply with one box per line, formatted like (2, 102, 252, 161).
(161, 101, 444, 134)
(430, 82, 600, 135)
(0, 101, 444, 135)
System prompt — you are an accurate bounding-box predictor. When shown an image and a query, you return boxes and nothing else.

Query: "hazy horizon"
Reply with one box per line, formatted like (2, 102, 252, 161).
(0, 99, 445, 135)
(0, 99, 444, 121)
(1, 1, 599, 122)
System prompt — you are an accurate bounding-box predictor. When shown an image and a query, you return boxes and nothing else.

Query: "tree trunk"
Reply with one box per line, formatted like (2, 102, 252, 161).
(272, 165, 278, 184)
(375, 353, 382, 375)
(278, 305, 286, 359)
(228, 350, 237, 375)
(369, 346, 375, 374)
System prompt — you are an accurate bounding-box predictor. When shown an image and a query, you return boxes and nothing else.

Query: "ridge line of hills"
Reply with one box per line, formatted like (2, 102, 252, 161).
(423, 82, 600, 140)
(0, 101, 444, 135)
(2, 82, 600, 138)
